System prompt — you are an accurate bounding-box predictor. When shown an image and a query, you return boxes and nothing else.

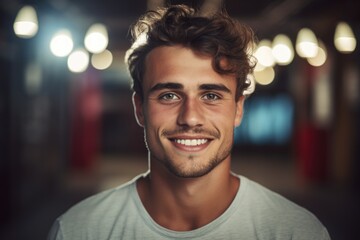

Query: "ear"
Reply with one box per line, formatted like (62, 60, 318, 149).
(132, 92, 145, 127)
(234, 96, 245, 127)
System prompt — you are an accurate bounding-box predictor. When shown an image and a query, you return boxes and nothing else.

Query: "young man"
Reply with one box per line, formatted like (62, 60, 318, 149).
(49, 5, 330, 239)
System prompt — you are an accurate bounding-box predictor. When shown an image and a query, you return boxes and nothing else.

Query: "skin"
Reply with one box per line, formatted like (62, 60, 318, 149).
(133, 45, 245, 231)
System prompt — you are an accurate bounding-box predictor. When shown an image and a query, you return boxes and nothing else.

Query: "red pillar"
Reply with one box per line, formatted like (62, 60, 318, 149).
(70, 71, 102, 171)
(296, 123, 329, 183)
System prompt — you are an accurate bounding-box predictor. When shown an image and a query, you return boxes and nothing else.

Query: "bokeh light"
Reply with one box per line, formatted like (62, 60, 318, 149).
(13, 5, 38, 38)
(84, 23, 109, 54)
(334, 21, 357, 53)
(91, 50, 113, 70)
(272, 34, 294, 65)
(296, 28, 318, 58)
(50, 29, 74, 57)
(67, 49, 89, 73)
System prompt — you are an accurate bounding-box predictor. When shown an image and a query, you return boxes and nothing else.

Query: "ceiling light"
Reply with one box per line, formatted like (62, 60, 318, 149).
(254, 67, 275, 85)
(254, 39, 275, 67)
(50, 29, 74, 57)
(296, 28, 318, 58)
(67, 49, 89, 73)
(272, 34, 294, 65)
(84, 23, 109, 54)
(13, 5, 38, 38)
(334, 21, 357, 53)
(307, 40, 327, 67)
(91, 49, 113, 70)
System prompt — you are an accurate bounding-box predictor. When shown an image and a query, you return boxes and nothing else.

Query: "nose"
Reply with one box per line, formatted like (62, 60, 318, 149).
(177, 97, 205, 127)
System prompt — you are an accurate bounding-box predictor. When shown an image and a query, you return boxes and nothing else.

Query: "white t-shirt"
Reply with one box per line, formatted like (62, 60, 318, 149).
(48, 174, 330, 240)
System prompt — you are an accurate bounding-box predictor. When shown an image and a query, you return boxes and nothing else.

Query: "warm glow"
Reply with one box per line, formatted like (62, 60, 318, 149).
(307, 40, 327, 67)
(254, 61, 266, 72)
(13, 5, 38, 38)
(254, 67, 275, 85)
(334, 22, 357, 53)
(50, 29, 74, 57)
(84, 23, 109, 53)
(272, 34, 294, 65)
(67, 49, 89, 73)
(296, 28, 318, 58)
(91, 50, 113, 70)
(254, 39, 275, 67)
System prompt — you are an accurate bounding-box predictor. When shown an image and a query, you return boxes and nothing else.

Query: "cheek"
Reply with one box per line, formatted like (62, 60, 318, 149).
(206, 107, 238, 134)
(207, 104, 237, 121)
(145, 104, 177, 128)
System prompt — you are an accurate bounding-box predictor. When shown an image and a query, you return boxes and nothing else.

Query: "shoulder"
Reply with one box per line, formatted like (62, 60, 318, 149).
(51, 175, 143, 237)
(240, 175, 313, 216)
(62, 178, 135, 220)
(237, 175, 330, 239)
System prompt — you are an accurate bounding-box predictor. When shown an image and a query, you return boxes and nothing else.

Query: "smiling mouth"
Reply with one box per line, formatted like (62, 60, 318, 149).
(173, 139, 209, 146)
(167, 137, 213, 153)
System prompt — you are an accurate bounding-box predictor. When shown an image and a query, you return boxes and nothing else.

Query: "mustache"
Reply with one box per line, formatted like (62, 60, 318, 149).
(162, 127, 220, 139)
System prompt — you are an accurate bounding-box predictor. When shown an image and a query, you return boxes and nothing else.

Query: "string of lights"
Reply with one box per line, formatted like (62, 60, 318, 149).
(13, 4, 357, 79)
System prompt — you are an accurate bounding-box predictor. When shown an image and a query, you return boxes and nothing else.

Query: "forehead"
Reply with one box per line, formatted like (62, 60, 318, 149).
(143, 45, 236, 91)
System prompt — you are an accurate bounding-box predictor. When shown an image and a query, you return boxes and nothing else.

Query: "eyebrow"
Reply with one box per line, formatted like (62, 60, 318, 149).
(199, 84, 231, 93)
(149, 82, 183, 93)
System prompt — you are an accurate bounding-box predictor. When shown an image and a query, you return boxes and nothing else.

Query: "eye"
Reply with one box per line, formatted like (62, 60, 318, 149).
(202, 93, 220, 101)
(159, 92, 180, 101)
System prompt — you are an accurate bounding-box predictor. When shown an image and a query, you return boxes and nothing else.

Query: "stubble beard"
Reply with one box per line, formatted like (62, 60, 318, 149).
(154, 137, 234, 178)
(165, 152, 231, 178)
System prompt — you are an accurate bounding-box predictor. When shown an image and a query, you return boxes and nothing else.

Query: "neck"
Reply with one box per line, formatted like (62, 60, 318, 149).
(136, 158, 239, 231)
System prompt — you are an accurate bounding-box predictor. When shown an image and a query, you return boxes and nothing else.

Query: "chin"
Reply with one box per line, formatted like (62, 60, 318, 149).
(165, 157, 220, 179)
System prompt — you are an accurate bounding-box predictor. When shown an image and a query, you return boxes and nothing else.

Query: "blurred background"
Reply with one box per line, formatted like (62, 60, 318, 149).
(0, 0, 359, 239)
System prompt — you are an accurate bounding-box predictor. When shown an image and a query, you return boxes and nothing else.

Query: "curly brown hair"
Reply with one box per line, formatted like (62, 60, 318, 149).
(126, 4, 256, 101)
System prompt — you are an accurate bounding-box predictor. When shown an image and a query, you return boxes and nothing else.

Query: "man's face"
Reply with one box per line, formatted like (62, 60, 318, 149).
(133, 45, 244, 178)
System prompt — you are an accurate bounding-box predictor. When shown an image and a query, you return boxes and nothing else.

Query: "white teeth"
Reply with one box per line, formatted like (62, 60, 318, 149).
(175, 139, 208, 146)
